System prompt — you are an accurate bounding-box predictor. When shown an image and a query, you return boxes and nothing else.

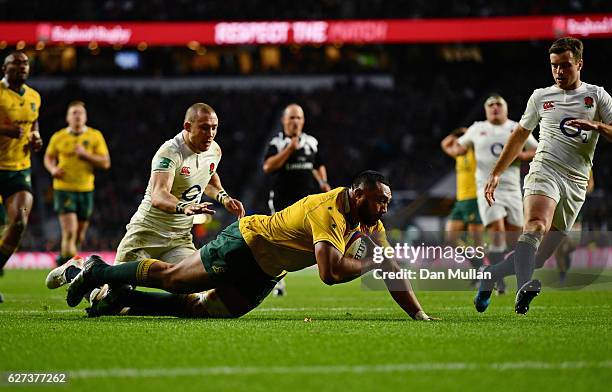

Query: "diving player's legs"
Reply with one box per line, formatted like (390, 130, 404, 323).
(66, 249, 216, 307)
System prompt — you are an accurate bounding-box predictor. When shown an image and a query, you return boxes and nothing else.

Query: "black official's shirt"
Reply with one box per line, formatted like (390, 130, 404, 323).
(264, 131, 323, 211)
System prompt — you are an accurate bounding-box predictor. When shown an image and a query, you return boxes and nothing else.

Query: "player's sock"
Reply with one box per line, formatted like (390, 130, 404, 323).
(514, 233, 540, 289)
(487, 251, 516, 279)
(488, 251, 506, 291)
(468, 255, 484, 270)
(90, 259, 159, 286)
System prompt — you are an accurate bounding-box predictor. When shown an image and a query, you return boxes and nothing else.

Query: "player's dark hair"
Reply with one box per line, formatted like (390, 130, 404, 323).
(352, 170, 390, 190)
(3, 51, 27, 66)
(549, 37, 583, 62)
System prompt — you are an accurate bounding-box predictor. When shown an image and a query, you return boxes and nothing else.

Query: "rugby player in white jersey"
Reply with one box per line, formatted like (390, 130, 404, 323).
(475, 37, 612, 314)
(449, 95, 537, 293)
(46, 103, 245, 296)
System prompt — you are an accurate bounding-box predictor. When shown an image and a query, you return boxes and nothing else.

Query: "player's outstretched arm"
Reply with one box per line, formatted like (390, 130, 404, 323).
(151, 171, 214, 216)
(314, 241, 436, 320)
(565, 119, 612, 142)
(205, 173, 245, 218)
(378, 258, 436, 320)
(484, 125, 532, 206)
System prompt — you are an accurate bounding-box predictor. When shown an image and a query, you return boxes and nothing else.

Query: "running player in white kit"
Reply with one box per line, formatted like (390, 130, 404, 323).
(46, 103, 245, 293)
(450, 96, 537, 293)
(475, 37, 612, 314)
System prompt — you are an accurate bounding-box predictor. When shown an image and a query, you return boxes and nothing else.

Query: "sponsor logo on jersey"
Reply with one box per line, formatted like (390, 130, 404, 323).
(156, 157, 172, 170)
(180, 166, 191, 176)
(209, 162, 215, 175)
(30, 102, 36, 112)
(181, 185, 202, 201)
(490, 142, 504, 157)
(584, 96, 594, 109)
(543, 101, 555, 110)
(285, 162, 314, 170)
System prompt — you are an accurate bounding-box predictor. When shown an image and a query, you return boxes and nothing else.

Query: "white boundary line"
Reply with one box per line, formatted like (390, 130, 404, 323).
(69, 361, 612, 378)
(1, 304, 610, 315)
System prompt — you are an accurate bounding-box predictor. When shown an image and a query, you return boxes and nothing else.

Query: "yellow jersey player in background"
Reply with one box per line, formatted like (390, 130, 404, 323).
(440, 127, 484, 275)
(0, 52, 43, 302)
(44, 101, 110, 266)
(63, 171, 436, 321)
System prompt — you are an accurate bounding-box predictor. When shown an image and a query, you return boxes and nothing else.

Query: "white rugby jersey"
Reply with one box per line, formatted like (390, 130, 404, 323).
(519, 82, 612, 183)
(129, 132, 222, 233)
(458, 120, 538, 193)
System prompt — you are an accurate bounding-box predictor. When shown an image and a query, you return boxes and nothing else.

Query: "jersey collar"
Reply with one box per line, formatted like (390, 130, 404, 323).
(68, 126, 88, 135)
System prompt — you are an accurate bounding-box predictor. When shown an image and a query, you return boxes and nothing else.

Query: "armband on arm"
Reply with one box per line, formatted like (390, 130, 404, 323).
(175, 201, 189, 214)
(216, 190, 229, 205)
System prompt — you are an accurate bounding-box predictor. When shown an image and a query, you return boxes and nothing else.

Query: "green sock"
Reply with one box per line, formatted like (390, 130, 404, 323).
(91, 259, 158, 287)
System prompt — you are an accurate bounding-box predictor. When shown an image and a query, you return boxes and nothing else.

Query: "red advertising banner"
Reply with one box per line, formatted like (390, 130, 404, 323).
(0, 15, 611, 46)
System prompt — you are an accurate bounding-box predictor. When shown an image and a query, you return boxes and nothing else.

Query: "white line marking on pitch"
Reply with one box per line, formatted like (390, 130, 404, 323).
(69, 361, 612, 379)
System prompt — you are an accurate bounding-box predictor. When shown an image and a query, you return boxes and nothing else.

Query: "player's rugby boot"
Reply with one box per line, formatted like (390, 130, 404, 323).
(66, 255, 107, 307)
(474, 267, 493, 312)
(86, 284, 131, 317)
(46, 255, 84, 289)
(514, 279, 541, 315)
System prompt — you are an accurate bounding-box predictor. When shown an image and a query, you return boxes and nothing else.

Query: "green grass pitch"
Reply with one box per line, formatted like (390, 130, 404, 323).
(1, 269, 611, 391)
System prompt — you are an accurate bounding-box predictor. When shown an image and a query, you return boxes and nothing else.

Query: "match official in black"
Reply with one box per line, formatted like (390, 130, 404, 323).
(262, 103, 331, 296)
(263, 103, 331, 213)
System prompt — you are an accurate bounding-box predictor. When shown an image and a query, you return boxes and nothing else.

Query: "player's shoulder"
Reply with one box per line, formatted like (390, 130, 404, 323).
(505, 119, 518, 128)
(529, 85, 557, 101)
(268, 131, 285, 148)
(304, 187, 345, 212)
(87, 127, 106, 139)
(49, 128, 68, 143)
(156, 134, 182, 158)
(583, 82, 609, 99)
(51, 127, 69, 137)
(301, 132, 319, 147)
(469, 121, 487, 130)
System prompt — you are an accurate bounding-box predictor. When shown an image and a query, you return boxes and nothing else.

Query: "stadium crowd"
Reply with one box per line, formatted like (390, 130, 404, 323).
(2, 0, 606, 20)
(2, 40, 610, 253)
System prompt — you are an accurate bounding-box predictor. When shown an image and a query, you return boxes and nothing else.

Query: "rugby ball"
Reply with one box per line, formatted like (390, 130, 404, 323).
(344, 231, 367, 259)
